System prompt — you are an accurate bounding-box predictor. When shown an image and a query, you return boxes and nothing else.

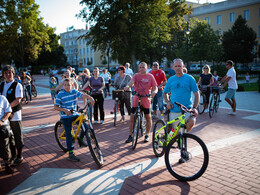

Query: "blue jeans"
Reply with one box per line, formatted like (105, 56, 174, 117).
(26, 85, 32, 101)
(152, 90, 164, 111)
(61, 115, 88, 151)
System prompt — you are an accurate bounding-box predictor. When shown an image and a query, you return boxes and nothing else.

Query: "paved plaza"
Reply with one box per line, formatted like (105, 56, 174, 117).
(0, 75, 260, 195)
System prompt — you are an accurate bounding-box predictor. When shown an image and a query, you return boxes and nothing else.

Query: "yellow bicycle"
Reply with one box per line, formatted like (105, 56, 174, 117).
(54, 101, 103, 167)
(152, 102, 209, 181)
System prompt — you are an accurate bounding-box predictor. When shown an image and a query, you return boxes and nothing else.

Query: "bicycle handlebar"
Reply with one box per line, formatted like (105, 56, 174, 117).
(132, 91, 151, 97)
(174, 102, 194, 114)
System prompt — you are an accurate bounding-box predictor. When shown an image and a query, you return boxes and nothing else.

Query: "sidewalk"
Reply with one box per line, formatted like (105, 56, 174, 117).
(1, 75, 260, 195)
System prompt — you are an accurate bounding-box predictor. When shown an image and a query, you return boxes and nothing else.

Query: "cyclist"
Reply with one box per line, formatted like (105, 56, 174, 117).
(196, 64, 214, 113)
(150, 62, 167, 120)
(163, 58, 199, 132)
(124, 62, 157, 143)
(113, 66, 132, 122)
(54, 78, 95, 162)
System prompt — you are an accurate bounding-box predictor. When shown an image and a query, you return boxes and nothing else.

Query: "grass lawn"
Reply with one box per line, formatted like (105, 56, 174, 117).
(238, 82, 259, 91)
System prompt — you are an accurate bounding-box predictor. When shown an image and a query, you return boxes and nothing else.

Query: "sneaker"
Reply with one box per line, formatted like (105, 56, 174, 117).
(94, 121, 98, 124)
(227, 111, 236, 115)
(68, 153, 80, 162)
(204, 109, 209, 113)
(77, 137, 88, 147)
(125, 135, 132, 143)
(144, 135, 149, 143)
(12, 157, 24, 166)
(100, 120, 104, 124)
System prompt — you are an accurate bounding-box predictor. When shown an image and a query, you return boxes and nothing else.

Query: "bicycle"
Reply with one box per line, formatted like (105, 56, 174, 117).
(112, 89, 124, 126)
(54, 101, 103, 167)
(22, 84, 29, 104)
(132, 92, 149, 150)
(209, 86, 224, 118)
(31, 79, 37, 97)
(152, 102, 209, 181)
(197, 85, 207, 114)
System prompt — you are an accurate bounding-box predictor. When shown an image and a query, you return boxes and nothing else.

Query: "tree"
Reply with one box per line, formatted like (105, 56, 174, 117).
(0, 0, 51, 68)
(78, 0, 189, 71)
(188, 19, 222, 65)
(222, 15, 257, 64)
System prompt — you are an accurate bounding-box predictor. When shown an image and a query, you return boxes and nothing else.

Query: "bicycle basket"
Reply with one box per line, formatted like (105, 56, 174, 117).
(112, 90, 123, 100)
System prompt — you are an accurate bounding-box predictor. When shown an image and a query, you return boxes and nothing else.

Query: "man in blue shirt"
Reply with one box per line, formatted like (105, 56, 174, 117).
(54, 78, 95, 162)
(163, 59, 199, 132)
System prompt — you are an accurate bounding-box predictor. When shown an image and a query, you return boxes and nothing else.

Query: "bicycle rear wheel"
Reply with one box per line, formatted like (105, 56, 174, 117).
(31, 85, 37, 97)
(86, 127, 104, 167)
(198, 92, 206, 114)
(114, 101, 118, 126)
(132, 115, 140, 150)
(152, 120, 166, 157)
(54, 120, 68, 152)
(209, 95, 215, 118)
(165, 133, 209, 181)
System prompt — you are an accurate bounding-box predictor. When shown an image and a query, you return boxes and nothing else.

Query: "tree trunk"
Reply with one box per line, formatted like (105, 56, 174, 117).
(131, 53, 137, 73)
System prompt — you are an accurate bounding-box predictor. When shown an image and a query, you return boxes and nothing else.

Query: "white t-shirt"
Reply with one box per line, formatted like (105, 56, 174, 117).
(226, 67, 238, 89)
(52, 69, 58, 76)
(0, 95, 12, 125)
(2, 80, 23, 121)
(125, 68, 133, 76)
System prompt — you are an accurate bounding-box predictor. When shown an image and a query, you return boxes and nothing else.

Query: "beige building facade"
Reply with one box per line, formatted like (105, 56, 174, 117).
(190, 0, 260, 63)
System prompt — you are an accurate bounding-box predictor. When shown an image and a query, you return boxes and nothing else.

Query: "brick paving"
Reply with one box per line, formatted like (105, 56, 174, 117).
(1, 76, 260, 194)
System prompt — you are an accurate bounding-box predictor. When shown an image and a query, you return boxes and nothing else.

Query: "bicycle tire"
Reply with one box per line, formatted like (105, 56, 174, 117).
(86, 127, 104, 167)
(114, 101, 118, 126)
(209, 94, 215, 118)
(31, 85, 37, 97)
(152, 120, 166, 157)
(140, 112, 146, 136)
(132, 115, 140, 150)
(54, 120, 68, 152)
(215, 93, 220, 112)
(88, 105, 93, 124)
(198, 92, 206, 114)
(165, 133, 209, 181)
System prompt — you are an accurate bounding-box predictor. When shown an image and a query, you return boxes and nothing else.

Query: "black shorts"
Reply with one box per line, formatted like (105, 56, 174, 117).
(131, 106, 150, 115)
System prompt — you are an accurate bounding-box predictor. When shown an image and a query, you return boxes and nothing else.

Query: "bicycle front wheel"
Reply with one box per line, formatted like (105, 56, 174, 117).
(209, 95, 215, 118)
(198, 92, 206, 114)
(165, 133, 209, 181)
(114, 101, 118, 126)
(152, 120, 166, 157)
(86, 128, 104, 167)
(31, 85, 37, 97)
(132, 115, 140, 150)
(140, 112, 146, 136)
(54, 120, 68, 152)
(215, 94, 220, 112)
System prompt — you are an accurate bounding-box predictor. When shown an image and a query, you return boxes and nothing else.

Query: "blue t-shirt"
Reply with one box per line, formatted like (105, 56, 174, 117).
(164, 74, 198, 113)
(55, 89, 83, 118)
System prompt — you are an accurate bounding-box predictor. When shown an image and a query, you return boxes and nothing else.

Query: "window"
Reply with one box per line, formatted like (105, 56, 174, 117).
(217, 15, 222, 25)
(205, 17, 209, 24)
(229, 12, 235, 23)
(244, 10, 249, 21)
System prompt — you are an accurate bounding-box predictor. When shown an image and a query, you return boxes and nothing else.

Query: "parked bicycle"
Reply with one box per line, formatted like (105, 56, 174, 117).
(54, 101, 103, 167)
(132, 92, 148, 150)
(152, 102, 209, 181)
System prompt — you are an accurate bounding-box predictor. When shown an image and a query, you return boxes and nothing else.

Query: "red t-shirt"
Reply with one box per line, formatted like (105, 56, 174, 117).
(150, 69, 167, 90)
(132, 73, 157, 108)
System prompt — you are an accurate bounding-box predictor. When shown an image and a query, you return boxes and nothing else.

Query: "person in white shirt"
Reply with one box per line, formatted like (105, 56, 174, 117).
(125, 63, 133, 76)
(52, 67, 59, 84)
(218, 60, 238, 115)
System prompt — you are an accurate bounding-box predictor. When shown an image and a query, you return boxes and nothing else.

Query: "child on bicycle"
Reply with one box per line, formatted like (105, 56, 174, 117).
(54, 78, 95, 162)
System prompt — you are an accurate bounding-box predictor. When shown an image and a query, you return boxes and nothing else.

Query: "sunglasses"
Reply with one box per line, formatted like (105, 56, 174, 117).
(203, 67, 208, 69)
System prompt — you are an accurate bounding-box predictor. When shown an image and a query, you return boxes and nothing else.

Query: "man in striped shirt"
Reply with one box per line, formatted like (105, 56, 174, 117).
(54, 78, 95, 162)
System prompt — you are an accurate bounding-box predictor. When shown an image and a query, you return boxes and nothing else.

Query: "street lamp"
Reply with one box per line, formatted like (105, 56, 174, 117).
(186, 23, 190, 70)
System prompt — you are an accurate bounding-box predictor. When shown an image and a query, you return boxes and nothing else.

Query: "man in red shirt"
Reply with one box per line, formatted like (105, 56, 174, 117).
(150, 62, 167, 120)
(124, 62, 157, 143)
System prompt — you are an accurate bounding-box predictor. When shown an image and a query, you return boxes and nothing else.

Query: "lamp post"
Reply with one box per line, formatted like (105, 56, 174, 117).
(107, 40, 110, 71)
(186, 22, 190, 70)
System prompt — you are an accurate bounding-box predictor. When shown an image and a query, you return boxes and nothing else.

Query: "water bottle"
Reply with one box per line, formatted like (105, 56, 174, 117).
(168, 128, 175, 137)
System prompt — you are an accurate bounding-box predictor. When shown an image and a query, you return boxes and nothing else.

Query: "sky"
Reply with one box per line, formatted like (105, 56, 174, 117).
(35, 0, 226, 35)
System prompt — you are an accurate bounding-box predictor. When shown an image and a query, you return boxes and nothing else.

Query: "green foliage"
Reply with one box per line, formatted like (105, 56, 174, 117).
(222, 15, 257, 64)
(78, 0, 190, 71)
(210, 64, 227, 78)
(238, 82, 258, 91)
(189, 19, 223, 63)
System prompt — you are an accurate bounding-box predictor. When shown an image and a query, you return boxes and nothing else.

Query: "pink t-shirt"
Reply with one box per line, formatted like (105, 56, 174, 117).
(132, 73, 157, 108)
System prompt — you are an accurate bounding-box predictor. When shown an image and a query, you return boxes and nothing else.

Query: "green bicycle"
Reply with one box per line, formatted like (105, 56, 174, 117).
(152, 102, 209, 181)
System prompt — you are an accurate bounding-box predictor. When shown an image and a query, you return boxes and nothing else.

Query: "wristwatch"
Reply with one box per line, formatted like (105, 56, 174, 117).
(1, 119, 5, 123)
